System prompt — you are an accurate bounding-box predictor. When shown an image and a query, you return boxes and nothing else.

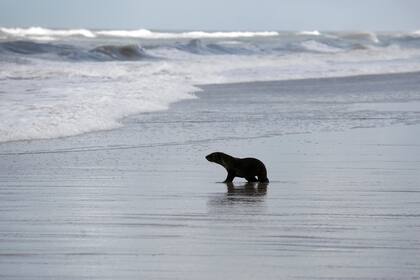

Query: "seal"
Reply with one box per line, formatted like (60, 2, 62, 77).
(205, 152, 269, 183)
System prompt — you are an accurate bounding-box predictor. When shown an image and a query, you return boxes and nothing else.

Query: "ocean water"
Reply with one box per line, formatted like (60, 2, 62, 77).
(1, 27, 420, 142)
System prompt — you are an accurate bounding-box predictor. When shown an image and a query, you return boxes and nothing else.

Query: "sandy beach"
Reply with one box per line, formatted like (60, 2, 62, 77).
(1, 72, 419, 279)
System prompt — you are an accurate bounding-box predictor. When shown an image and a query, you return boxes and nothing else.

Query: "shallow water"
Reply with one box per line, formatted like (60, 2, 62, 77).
(1, 73, 420, 279)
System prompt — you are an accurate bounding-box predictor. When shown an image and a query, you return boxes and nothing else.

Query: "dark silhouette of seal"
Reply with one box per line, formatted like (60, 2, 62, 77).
(206, 152, 269, 183)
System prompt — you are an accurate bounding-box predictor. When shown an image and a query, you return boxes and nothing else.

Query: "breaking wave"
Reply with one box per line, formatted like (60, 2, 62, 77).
(174, 39, 262, 55)
(89, 44, 154, 60)
(0, 40, 70, 55)
(3, 33, 420, 62)
(0, 26, 278, 39)
(297, 30, 321, 36)
(295, 40, 344, 53)
(0, 41, 156, 61)
(0, 38, 351, 60)
(339, 32, 380, 43)
(0, 27, 96, 38)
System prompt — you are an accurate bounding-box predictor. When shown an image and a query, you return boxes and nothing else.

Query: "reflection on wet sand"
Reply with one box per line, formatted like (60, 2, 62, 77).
(207, 182, 269, 213)
(226, 182, 268, 196)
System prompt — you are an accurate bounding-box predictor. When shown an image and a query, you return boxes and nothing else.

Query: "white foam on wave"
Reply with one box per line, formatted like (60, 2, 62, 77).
(0, 26, 279, 40)
(0, 61, 197, 142)
(96, 29, 153, 38)
(366, 32, 379, 43)
(0, 27, 96, 38)
(298, 30, 321, 36)
(27, 36, 57, 41)
(300, 40, 343, 53)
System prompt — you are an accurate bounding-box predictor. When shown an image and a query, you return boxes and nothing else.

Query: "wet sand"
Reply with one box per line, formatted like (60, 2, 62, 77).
(1, 73, 420, 279)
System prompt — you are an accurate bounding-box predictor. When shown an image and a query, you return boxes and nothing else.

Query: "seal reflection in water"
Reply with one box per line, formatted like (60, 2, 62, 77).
(226, 182, 268, 196)
(205, 152, 269, 183)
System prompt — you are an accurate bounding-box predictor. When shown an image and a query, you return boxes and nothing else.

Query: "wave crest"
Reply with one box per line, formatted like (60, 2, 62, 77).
(174, 39, 260, 55)
(0, 27, 278, 39)
(299, 40, 343, 53)
(0, 41, 155, 61)
(0, 27, 96, 38)
(297, 30, 321, 36)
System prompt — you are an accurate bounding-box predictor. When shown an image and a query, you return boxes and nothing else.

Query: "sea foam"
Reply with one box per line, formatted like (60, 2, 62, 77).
(0, 27, 96, 38)
(0, 61, 198, 142)
(299, 40, 343, 53)
(297, 30, 321, 36)
(0, 27, 278, 40)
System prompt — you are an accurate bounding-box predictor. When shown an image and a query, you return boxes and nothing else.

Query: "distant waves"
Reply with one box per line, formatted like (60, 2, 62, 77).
(0, 41, 156, 61)
(2, 27, 420, 62)
(2, 27, 420, 142)
(0, 27, 279, 40)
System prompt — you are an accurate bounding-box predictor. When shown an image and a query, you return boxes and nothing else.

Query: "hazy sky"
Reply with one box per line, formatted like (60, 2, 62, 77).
(0, 0, 419, 31)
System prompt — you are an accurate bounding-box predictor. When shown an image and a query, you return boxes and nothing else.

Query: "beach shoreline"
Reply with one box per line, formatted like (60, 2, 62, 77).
(1, 72, 420, 279)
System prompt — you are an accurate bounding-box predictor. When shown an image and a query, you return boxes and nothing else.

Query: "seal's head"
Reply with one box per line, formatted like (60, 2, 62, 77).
(205, 152, 223, 163)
